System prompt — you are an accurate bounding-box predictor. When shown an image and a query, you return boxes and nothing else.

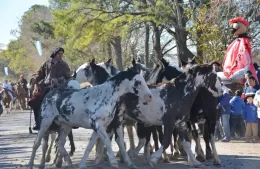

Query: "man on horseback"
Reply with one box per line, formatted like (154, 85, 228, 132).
(29, 73, 37, 98)
(2, 80, 14, 101)
(28, 47, 71, 130)
(18, 74, 28, 94)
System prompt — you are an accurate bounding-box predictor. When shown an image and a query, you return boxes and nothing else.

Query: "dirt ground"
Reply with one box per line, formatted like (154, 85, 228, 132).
(1, 110, 260, 169)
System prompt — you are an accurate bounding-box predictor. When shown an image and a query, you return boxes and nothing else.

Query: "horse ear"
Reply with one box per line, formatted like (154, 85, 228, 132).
(72, 71, 77, 79)
(90, 58, 95, 65)
(190, 57, 196, 64)
(132, 58, 136, 66)
(105, 58, 112, 65)
(181, 59, 188, 67)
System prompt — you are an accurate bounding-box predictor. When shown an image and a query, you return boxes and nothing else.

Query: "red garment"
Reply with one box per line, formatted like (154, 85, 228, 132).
(222, 37, 258, 82)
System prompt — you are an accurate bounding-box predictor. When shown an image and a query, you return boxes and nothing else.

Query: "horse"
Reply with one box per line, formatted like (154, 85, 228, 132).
(16, 82, 27, 110)
(93, 63, 222, 168)
(28, 69, 152, 169)
(1, 88, 13, 114)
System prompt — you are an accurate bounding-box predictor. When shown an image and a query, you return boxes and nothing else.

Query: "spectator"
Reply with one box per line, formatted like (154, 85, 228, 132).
(253, 90, 260, 141)
(253, 63, 260, 82)
(244, 93, 258, 142)
(244, 71, 253, 88)
(244, 76, 259, 94)
(230, 90, 245, 138)
(217, 86, 232, 142)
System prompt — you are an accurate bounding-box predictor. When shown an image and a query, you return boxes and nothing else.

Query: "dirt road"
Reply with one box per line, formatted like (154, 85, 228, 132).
(1, 110, 260, 169)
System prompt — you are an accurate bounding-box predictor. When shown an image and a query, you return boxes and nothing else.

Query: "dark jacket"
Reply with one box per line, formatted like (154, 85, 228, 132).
(35, 59, 71, 85)
(19, 78, 28, 90)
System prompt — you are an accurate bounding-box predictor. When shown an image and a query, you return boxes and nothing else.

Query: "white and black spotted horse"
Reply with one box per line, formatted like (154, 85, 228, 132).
(44, 59, 117, 164)
(28, 68, 152, 169)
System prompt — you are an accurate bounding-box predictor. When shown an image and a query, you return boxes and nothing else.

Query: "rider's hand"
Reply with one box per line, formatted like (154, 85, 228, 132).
(51, 78, 59, 87)
(32, 84, 38, 96)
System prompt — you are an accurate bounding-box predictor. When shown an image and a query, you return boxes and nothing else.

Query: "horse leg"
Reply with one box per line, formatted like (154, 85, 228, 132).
(39, 134, 49, 169)
(156, 126, 169, 163)
(95, 123, 118, 168)
(126, 125, 135, 150)
(79, 132, 100, 169)
(115, 125, 136, 168)
(46, 133, 56, 162)
(178, 127, 202, 167)
(127, 122, 146, 158)
(28, 117, 53, 169)
(191, 122, 205, 162)
(68, 131, 75, 156)
(208, 120, 221, 165)
(171, 128, 180, 160)
(56, 126, 72, 168)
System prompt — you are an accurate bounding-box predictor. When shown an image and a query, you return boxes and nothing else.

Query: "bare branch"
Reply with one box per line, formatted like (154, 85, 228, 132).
(162, 45, 177, 56)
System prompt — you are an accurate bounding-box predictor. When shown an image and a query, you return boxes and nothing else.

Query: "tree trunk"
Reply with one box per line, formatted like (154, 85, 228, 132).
(111, 36, 123, 71)
(174, 28, 194, 64)
(144, 24, 150, 66)
(151, 22, 162, 59)
(174, 0, 194, 65)
(107, 41, 112, 60)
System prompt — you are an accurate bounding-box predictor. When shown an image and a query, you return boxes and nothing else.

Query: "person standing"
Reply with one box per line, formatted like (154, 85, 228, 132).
(230, 90, 245, 138)
(244, 94, 258, 142)
(217, 86, 232, 142)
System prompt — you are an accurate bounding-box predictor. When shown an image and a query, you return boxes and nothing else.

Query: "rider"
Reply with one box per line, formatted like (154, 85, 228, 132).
(29, 73, 37, 98)
(28, 47, 71, 130)
(18, 74, 28, 93)
(2, 80, 14, 101)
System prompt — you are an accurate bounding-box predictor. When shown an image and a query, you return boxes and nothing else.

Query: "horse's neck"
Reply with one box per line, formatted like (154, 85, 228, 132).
(97, 81, 128, 102)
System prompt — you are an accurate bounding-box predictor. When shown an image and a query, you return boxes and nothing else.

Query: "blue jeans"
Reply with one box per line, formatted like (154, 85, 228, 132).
(230, 114, 245, 137)
(221, 114, 231, 140)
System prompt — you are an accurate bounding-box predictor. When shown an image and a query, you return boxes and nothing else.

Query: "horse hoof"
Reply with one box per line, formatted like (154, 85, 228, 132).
(111, 163, 119, 168)
(116, 151, 121, 157)
(45, 156, 50, 163)
(149, 160, 156, 168)
(128, 164, 137, 169)
(191, 160, 202, 168)
(213, 160, 221, 166)
(171, 153, 180, 160)
(56, 160, 62, 168)
(196, 155, 206, 162)
(206, 154, 213, 160)
(163, 157, 170, 163)
(38, 165, 45, 169)
(69, 151, 74, 156)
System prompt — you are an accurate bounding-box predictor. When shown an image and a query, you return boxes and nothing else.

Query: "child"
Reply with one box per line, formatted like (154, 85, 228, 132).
(217, 86, 232, 142)
(244, 93, 258, 142)
(230, 90, 245, 138)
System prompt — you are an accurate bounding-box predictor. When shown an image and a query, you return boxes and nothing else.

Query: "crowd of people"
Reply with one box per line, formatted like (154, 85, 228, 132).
(215, 63, 260, 143)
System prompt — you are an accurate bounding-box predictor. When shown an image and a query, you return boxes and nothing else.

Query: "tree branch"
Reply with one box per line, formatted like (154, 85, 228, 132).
(162, 45, 177, 56)
(161, 39, 173, 52)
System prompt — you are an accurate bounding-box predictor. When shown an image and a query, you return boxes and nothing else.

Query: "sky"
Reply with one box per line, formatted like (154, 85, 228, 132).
(0, 0, 49, 48)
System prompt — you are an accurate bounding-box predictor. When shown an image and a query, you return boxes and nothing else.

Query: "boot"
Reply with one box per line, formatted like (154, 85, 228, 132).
(33, 123, 40, 130)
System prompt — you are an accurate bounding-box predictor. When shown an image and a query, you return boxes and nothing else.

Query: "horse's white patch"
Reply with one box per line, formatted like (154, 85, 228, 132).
(76, 63, 89, 83)
(67, 80, 80, 89)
